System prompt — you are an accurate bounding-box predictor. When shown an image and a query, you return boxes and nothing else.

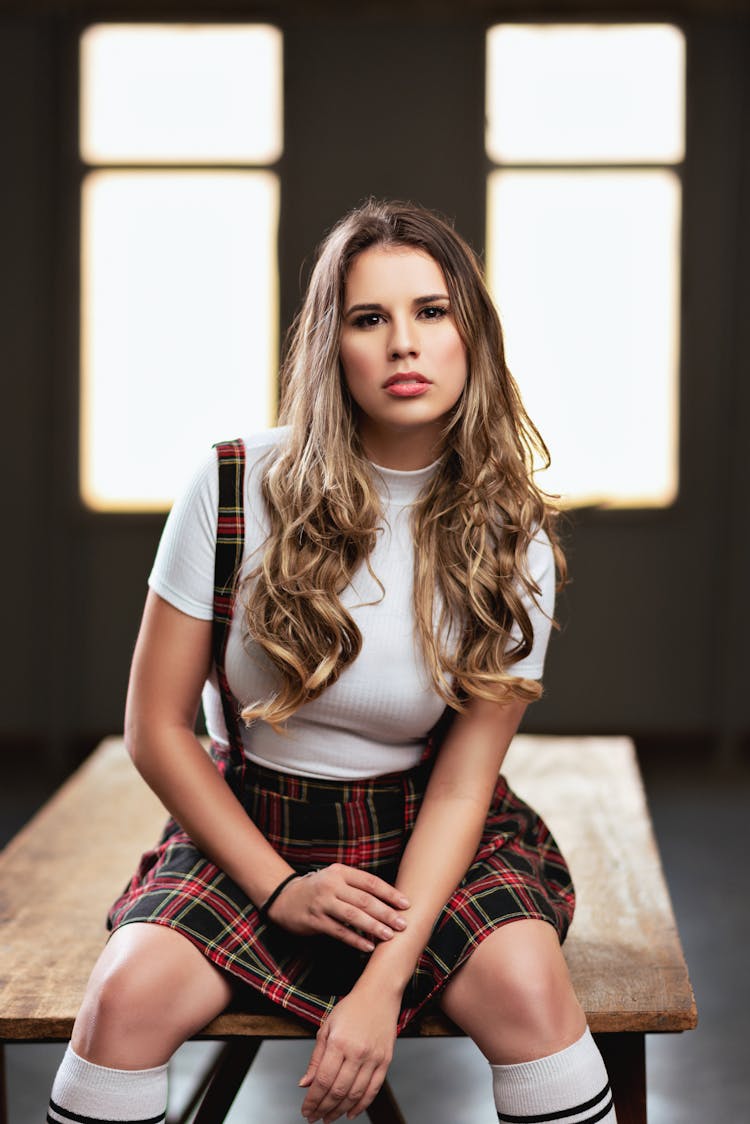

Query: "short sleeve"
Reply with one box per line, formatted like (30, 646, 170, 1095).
(147, 449, 219, 620)
(505, 528, 556, 681)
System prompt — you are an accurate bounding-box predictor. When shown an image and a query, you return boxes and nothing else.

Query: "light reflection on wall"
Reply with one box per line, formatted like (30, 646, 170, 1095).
(487, 170, 681, 508)
(80, 24, 282, 164)
(79, 24, 282, 511)
(80, 171, 279, 511)
(486, 24, 685, 508)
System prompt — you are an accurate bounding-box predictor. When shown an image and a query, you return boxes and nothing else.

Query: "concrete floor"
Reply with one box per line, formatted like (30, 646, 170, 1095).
(3, 746, 749, 1123)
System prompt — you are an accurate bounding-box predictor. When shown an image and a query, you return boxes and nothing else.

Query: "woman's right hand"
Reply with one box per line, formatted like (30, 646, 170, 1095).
(266, 865, 410, 953)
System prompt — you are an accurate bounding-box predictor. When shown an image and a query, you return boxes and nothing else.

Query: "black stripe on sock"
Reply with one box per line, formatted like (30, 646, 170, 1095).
(581, 1094, 615, 1124)
(48, 1101, 166, 1124)
(498, 1081, 612, 1123)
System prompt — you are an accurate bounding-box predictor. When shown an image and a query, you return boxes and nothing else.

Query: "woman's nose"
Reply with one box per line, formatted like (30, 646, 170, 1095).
(388, 317, 418, 359)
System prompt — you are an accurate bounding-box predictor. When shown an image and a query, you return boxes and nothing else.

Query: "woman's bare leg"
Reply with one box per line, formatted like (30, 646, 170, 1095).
(440, 918, 585, 1064)
(440, 919, 616, 1122)
(49, 925, 235, 1124)
(72, 922, 235, 1068)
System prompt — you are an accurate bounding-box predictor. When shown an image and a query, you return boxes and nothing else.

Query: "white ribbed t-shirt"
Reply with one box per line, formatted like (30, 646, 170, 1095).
(148, 428, 555, 780)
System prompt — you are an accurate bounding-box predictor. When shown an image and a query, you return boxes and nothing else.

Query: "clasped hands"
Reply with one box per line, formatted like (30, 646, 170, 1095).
(265, 863, 410, 1122)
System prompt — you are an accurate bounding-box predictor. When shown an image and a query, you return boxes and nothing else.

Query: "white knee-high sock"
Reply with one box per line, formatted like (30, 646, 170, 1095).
(48, 1045, 168, 1124)
(491, 1027, 616, 1123)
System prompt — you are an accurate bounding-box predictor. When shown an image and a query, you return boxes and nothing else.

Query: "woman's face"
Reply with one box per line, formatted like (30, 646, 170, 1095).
(339, 245, 468, 469)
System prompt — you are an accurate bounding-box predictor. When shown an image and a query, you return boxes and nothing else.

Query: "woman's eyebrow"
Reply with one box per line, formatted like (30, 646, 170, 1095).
(413, 293, 449, 306)
(345, 294, 450, 317)
(345, 302, 386, 316)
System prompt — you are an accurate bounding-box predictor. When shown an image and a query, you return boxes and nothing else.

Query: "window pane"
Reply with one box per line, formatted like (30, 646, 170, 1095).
(80, 24, 282, 163)
(486, 24, 685, 163)
(81, 171, 279, 510)
(487, 169, 681, 507)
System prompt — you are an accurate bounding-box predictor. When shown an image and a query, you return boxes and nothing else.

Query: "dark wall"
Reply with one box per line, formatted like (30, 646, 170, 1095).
(2, 2, 749, 771)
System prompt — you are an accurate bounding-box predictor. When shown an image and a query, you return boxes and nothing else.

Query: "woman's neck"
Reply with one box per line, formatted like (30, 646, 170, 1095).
(358, 425, 443, 471)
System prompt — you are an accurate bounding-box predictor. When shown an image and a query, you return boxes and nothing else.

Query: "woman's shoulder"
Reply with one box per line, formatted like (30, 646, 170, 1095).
(234, 425, 291, 460)
(209, 426, 291, 488)
(164, 427, 291, 523)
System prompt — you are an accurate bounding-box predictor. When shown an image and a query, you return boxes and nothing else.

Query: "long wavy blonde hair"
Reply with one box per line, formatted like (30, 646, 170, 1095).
(240, 200, 565, 730)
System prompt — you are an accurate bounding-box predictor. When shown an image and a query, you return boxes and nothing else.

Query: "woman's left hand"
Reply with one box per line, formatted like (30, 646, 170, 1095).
(299, 983, 401, 1122)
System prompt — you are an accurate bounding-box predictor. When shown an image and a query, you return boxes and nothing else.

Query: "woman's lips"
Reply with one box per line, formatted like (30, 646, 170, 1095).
(383, 372, 431, 397)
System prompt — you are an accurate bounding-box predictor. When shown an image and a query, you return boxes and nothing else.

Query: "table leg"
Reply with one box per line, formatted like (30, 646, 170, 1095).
(0, 1044, 7, 1124)
(595, 1033, 646, 1124)
(366, 1079, 407, 1124)
(186, 1040, 261, 1124)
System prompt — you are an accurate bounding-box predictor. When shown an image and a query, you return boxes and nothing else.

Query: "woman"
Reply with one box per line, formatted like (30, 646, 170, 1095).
(48, 201, 616, 1124)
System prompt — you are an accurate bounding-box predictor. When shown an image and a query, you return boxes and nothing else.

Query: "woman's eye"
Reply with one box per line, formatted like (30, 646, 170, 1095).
(352, 313, 383, 329)
(419, 305, 449, 320)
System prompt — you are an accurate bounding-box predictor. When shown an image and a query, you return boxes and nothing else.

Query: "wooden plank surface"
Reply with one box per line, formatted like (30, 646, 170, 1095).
(0, 736, 696, 1041)
(504, 736, 697, 1035)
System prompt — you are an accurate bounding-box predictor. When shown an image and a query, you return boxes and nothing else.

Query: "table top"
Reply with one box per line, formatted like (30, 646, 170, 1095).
(0, 736, 697, 1040)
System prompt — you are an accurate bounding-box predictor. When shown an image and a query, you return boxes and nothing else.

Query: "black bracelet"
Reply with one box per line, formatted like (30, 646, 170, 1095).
(259, 871, 300, 917)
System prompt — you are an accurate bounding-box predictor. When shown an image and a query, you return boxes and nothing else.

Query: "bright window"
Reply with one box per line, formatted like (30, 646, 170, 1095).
(486, 24, 685, 508)
(79, 24, 282, 511)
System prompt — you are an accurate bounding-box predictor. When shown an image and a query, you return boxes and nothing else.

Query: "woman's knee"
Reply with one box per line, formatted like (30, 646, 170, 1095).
(494, 933, 577, 1024)
(72, 923, 234, 1067)
(441, 920, 586, 1062)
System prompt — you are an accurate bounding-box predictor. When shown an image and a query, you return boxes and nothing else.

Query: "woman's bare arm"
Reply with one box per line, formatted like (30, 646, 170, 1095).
(125, 591, 407, 939)
(358, 694, 528, 991)
(124, 590, 295, 905)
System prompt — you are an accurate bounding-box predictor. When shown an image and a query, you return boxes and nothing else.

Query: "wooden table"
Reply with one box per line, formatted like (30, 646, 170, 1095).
(0, 736, 697, 1123)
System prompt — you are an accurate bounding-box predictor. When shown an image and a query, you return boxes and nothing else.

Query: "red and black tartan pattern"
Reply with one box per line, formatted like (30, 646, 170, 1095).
(211, 439, 248, 776)
(107, 440, 576, 1032)
(108, 751, 574, 1031)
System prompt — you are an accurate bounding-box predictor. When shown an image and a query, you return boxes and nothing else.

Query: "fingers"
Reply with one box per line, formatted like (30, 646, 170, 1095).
(299, 1027, 328, 1090)
(329, 898, 405, 946)
(302, 1052, 386, 1123)
(304, 1060, 388, 1122)
(344, 867, 410, 911)
(270, 864, 410, 952)
(342, 886, 409, 935)
(299, 1030, 345, 1121)
(299, 989, 399, 1123)
(323, 919, 377, 954)
(314, 866, 410, 947)
(345, 1064, 389, 1119)
(304, 1057, 372, 1122)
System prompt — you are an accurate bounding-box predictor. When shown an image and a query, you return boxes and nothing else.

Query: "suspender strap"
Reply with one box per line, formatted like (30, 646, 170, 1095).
(212, 439, 247, 772)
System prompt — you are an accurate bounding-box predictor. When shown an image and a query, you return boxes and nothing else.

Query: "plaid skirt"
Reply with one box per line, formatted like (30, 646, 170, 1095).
(108, 746, 575, 1033)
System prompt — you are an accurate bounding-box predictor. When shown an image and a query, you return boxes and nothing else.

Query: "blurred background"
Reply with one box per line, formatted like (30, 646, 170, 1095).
(1, 0, 749, 1120)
